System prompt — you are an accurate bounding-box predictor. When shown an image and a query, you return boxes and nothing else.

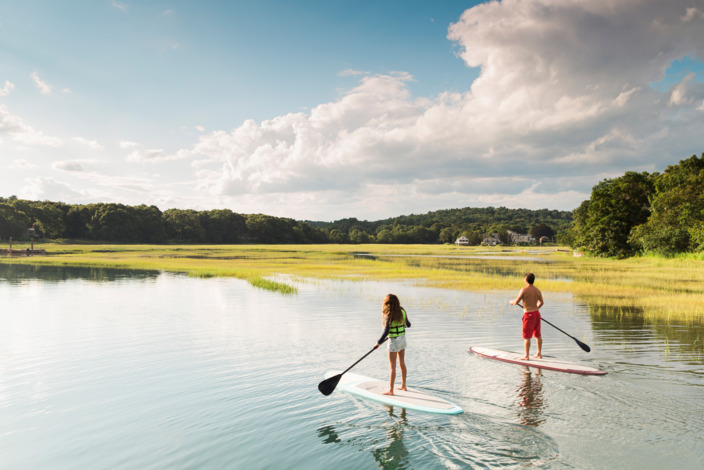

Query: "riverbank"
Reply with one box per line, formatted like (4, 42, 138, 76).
(2, 242, 703, 324)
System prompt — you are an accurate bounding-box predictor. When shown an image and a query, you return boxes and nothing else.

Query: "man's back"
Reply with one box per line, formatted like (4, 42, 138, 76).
(521, 284, 543, 312)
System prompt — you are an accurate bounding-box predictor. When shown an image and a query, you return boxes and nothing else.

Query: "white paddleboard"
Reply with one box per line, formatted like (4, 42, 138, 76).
(325, 371, 464, 415)
(470, 346, 607, 376)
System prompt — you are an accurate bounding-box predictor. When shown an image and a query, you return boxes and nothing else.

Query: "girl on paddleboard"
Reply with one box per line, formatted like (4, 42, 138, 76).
(373, 294, 411, 395)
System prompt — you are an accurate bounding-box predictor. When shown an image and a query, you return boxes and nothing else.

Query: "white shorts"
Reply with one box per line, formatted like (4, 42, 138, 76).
(387, 335, 407, 352)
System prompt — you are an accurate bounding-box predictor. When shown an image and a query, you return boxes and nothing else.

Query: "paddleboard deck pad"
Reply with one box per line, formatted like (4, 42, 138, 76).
(469, 346, 607, 375)
(325, 371, 463, 414)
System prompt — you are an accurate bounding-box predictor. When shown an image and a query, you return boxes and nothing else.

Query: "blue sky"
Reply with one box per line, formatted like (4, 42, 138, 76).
(2, 0, 704, 221)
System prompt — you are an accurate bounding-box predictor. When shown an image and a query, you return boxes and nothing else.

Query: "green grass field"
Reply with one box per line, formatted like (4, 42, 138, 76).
(3, 242, 704, 324)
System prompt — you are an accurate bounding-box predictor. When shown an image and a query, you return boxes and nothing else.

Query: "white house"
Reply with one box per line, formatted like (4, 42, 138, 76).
(507, 230, 536, 245)
(455, 236, 469, 246)
(481, 233, 502, 246)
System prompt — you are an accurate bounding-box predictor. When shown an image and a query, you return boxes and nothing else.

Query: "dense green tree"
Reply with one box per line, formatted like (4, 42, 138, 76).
(0, 202, 29, 239)
(200, 209, 246, 243)
(349, 228, 371, 244)
(572, 171, 655, 257)
(629, 154, 704, 255)
(87, 204, 143, 242)
(163, 209, 206, 242)
(530, 223, 555, 240)
(133, 205, 167, 243)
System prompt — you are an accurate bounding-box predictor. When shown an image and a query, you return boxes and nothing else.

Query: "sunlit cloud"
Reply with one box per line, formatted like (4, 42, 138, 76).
(126, 148, 191, 163)
(120, 140, 139, 149)
(72, 137, 103, 150)
(0, 80, 14, 96)
(0, 105, 62, 147)
(30, 72, 52, 95)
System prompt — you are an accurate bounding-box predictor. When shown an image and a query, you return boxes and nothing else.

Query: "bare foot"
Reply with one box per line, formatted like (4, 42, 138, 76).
(382, 390, 394, 396)
(397, 386, 407, 391)
(534, 354, 543, 359)
(519, 356, 530, 360)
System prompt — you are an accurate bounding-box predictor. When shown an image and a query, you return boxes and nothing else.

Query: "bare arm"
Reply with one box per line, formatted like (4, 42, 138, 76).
(510, 287, 526, 306)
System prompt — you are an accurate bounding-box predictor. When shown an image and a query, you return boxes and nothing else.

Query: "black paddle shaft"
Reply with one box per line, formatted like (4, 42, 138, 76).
(517, 303, 591, 353)
(318, 339, 387, 396)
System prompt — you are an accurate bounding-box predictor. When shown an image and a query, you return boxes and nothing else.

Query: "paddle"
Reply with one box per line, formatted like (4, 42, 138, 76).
(318, 339, 386, 396)
(517, 303, 591, 353)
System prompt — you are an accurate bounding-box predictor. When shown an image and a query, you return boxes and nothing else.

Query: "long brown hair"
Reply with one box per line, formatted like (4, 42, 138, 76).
(382, 294, 403, 325)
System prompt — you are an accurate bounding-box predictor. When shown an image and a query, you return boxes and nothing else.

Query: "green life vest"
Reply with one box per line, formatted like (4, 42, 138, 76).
(389, 309, 407, 338)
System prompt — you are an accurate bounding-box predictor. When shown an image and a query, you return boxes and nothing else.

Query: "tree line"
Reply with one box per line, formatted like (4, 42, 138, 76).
(567, 153, 704, 258)
(0, 197, 572, 245)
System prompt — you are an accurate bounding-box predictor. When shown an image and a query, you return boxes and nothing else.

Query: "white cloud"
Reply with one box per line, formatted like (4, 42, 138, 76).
(0, 80, 14, 96)
(52, 160, 93, 172)
(11, 159, 39, 169)
(0, 105, 62, 147)
(120, 140, 139, 149)
(126, 148, 191, 163)
(21, 177, 87, 202)
(174, 0, 704, 218)
(72, 137, 103, 150)
(682, 7, 704, 22)
(30, 72, 52, 95)
(112, 1, 127, 11)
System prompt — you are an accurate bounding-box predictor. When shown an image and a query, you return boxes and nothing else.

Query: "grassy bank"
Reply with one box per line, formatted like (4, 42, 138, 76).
(3, 242, 704, 324)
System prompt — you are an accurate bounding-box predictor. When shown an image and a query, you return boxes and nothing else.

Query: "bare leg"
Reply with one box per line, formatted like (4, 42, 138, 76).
(397, 349, 407, 391)
(535, 337, 543, 359)
(383, 351, 397, 395)
(521, 339, 531, 360)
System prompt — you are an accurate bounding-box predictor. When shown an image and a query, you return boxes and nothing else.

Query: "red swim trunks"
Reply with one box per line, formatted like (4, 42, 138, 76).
(522, 310, 542, 339)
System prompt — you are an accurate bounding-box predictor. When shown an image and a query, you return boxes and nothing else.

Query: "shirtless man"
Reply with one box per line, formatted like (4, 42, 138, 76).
(510, 273, 544, 360)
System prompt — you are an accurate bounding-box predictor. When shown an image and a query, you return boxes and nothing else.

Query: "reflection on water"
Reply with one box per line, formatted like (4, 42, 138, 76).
(0, 263, 159, 283)
(317, 406, 411, 470)
(589, 304, 704, 361)
(514, 369, 545, 427)
(371, 406, 410, 470)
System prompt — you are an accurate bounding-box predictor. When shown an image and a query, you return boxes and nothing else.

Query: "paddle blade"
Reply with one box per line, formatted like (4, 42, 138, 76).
(318, 374, 342, 396)
(575, 339, 591, 353)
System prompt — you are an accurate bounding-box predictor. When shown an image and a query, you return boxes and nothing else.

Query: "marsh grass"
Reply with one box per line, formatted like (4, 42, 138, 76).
(3, 242, 704, 324)
(248, 277, 298, 295)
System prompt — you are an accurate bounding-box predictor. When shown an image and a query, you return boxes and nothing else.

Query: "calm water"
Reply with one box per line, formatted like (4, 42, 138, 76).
(0, 265, 702, 469)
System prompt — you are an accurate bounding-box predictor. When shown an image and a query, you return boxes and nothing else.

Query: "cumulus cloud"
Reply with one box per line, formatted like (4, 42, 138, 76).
(0, 105, 62, 147)
(0, 80, 14, 96)
(178, 0, 704, 217)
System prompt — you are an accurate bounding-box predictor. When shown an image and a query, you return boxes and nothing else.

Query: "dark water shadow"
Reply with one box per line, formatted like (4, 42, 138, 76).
(0, 263, 160, 284)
